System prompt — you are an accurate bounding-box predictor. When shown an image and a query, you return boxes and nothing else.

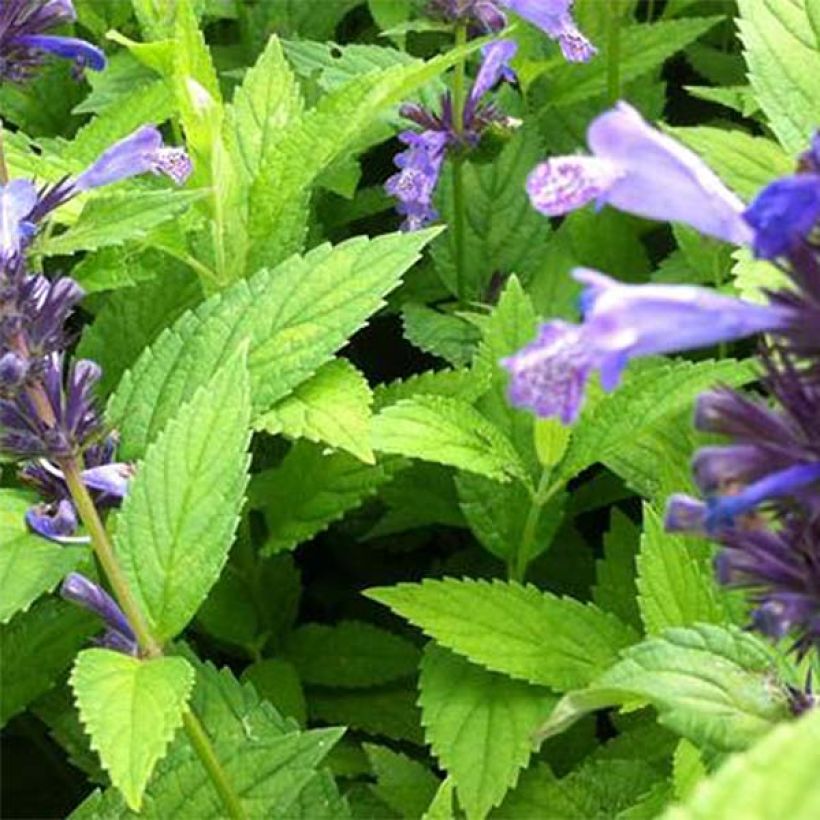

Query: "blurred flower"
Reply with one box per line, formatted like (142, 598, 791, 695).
(61, 572, 138, 656)
(386, 40, 517, 230)
(501, 268, 791, 423)
(0, 0, 105, 82)
(526, 102, 754, 245)
(500, 0, 595, 62)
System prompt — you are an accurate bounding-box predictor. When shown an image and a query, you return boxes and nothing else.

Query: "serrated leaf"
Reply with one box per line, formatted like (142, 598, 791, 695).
(38, 190, 207, 257)
(246, 38, 483, 268)
(250, 442, 396, 554)
(637, 506, 729, 635)
(1, 598, 95, 727)
(401, 303, 480, 367)
(668, 127, 791, 200)
(71, 649, 195, 810)
(364, 743, 440, 819)
(284, 621, 420, 688)
(371, 396, 525, 482)
(228, 34, 303, 180)
(374, 366, 491, 410)
(110, 231, 437, 459)
(0, 490, 86, 623)
(592, 509, 642, 630)
(420, 644, 556, 820)
(738, 0, 820, 153)
(664, 707, 820, 820)
(543, 625, 793, 752)
(556, 359, 757, 484)
(672, 740, 706, 802)
(115, 351, 251, 642)
(423, 777, 455, 820)
(242, 659, 307, 726)
(366, 578, 637, 691)
(255, 359, 374, 463)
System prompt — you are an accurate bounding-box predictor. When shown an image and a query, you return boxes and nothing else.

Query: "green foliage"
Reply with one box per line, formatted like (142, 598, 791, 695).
(420, 644, 556, 820)
(367, 578, 638, 691)
(71, 649, 195, 810)
(364, 744, 440, 819)
(115, 352, 252, 642)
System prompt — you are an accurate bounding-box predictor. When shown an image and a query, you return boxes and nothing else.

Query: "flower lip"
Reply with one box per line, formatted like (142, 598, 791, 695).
(11, 34, 106, 71)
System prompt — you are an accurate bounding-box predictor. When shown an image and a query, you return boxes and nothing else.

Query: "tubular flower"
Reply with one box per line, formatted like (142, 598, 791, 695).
(526, 102, 754, 245)
(60, 572, 138, 656)
(0, 0, 105, 82)
(386, 39, 517, 230)
(501, 268, 791, 423)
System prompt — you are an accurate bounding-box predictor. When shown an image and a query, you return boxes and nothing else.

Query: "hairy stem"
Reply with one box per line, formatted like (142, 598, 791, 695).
(451, 21, 469, 306)
(59, 459, 247, 819)
(512, 473, 562, 582)
(607, 0, 622, 105)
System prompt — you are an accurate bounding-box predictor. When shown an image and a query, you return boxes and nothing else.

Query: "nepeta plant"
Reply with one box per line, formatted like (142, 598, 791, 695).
(4, 0, 820, 818)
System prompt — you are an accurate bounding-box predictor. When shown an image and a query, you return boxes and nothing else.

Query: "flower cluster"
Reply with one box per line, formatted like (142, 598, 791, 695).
(0, 0, 105, 82)
(428, 0, 596, 63)
(386, 39, 518, 230)
(503, 100, 820, 654)
(1, 123, 190, 649)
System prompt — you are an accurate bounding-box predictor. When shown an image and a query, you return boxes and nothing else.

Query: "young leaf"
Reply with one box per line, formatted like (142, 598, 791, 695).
(371, 396, 525, 482)
(71, 649, 195, 811)
(738, 0, 820, 153)
(110, 231, 438, 459)
(637, 506, 729, 635)
(283, 621, 420, 688)
(249, 442, 397, 555)
(666, 707, 820, 820)
(115, 351, 252, 643)
(420, 644, 557, 820)
(0, 490, 86, 624)
(254, 359, 375, 463)
(366, 578, 638, 691)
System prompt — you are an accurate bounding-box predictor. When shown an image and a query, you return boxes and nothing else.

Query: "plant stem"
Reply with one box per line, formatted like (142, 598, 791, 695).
(451, 21, 469, 306)
(59, 459, 247, 819)
(646, 0, 656, 23)
(182, 711, 246, 820)
(512, 473, 562, 583)
(607, 0, 622, 105)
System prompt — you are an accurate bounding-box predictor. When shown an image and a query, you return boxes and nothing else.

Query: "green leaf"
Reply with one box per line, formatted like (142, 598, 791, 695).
(364, 744, 440, 819)
(71, 649, 195, 811)
(637, 506, 729, 635)
(249, 442, 396, 555)
(543, 625, 793, 752)
(255, 359, 374, 463)
(542, 17, 722, 107)
(664, 707, 820, 820)
(432, 128, 552, 300)
(366, 578, 637, 691)
(1, 598, 95, 727)
(246, 38, 483, 268)
(592, 509, 642, 630)
(556, 359, 757, 484)
(115, 351, 252, 642)
(420, 644, 556, 820)
(738, 0, 820, 153)
(242, 659, 307, 726)
(38, 190, 207, 257)
(423, 778, 456, 820)
(284, 621, 420, 688)
(0, 490, 86, 623)
(667, 127, 792, 200)
(672, 740, 706, 802)
(110, 231, 437, 459)
(228, 34, 303, 181)
(371, 396, 525, 482)
(401, 303, 480, 367)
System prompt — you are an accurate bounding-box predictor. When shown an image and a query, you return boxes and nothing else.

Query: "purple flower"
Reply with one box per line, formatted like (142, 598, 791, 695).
(500, 0, 595, 63)
(427, 0, 507, 33)
(0, 179, 37, 260)
(0, 0, 105, 82)
(73, 125, 193, 192)
(744, 175, 820, 260)
(501, 268, 792, 423)
(60, 572, 138, 656)
(25, 497, 84, 543)
(526, 102, 754, 245)
(386, 40, 517, 230)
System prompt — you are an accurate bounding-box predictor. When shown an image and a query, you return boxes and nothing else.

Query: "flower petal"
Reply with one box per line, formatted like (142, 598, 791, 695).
(526, 156, 622, 217)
